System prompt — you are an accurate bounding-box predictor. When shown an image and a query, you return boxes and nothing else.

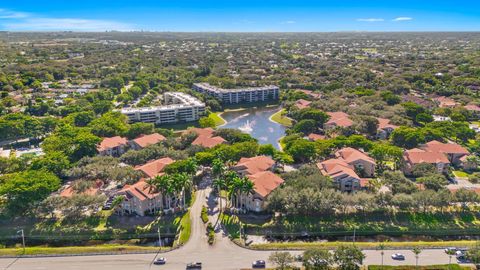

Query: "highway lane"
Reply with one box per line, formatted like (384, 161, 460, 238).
(0, 188, 465, 270)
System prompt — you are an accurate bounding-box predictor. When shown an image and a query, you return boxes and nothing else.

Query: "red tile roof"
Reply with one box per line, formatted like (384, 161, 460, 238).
(121, 178, 159, 201)
(191, 135, 226, 148)
(335, 147, 376, 165)
(377, 118, 399, 130)
(317, 158, 359, 180)
(307, 133, 326, 141)
(97, 136, 128, 152)
(326, 112, 353, 128)
(235, 156, 275, 175)
(422, 140, 470, 155)
(464, 104, 480, 112)
(132, 133, 166, 148)
(184, 127, 215, 138)
(247, 171, 284, 198)
(403, 148, 450, 164)
(295, 99, 312, 110)
(135, 157, 175, 178)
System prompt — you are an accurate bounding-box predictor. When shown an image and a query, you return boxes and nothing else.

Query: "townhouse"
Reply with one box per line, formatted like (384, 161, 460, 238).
(317, 147, 376, 192)
(97, 136, 128, 157)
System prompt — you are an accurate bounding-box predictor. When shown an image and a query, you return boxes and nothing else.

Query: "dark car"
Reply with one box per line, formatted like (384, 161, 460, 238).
(252, 260, 266, 268)
(153, 257, 166, 265)
(186, 262, 202, 269)
(391, 253, 405, 260)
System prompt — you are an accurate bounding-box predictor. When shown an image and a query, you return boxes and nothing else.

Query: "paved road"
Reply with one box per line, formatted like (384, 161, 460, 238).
(0, 188, 464, 270)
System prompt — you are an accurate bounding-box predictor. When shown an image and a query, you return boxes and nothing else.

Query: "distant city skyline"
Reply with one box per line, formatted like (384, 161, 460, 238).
(0, 0, 479, 32)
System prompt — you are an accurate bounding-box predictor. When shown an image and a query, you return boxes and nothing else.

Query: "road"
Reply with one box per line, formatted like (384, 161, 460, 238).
(0, 188, 464, 270)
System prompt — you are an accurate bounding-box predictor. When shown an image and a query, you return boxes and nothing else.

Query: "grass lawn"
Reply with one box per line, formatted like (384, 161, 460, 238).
(175, 210, 191, 247)
(0, 244, 163, 256)
(453, 170, 470, 178)
(209, 112, 226, 126)
(250, 240, 480, 250)
(368, 265, 470, 270)
(270, 109, 293, 127)
(220, 213, 241, 239)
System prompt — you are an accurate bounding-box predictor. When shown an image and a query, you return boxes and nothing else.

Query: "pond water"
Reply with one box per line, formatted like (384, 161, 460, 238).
(220, 106, 286, 149)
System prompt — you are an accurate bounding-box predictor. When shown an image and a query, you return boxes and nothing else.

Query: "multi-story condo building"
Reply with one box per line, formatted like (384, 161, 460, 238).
(120, 92, 206, 125)
(192, 83, 280, 104)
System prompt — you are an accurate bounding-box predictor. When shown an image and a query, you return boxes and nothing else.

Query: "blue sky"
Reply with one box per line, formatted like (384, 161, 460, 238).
(0, 0, 479, 32)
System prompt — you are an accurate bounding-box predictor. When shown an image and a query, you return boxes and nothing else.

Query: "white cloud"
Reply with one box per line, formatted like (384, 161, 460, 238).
(392, 17, 413, 22)
(357, 18, 384, 22)
(281, 20, 296, 24)
(0, 8, 29, 19)
(0, 8, 135, 31)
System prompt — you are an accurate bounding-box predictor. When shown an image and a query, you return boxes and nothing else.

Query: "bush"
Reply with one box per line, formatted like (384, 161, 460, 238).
(201, 206, 209, 223)
(206, 222, 215, 245)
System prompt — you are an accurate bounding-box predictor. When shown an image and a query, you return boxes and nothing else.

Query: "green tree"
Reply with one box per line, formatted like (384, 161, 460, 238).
(268, 251, 294, 270)
(126, 122, 155, 139)
(199, 116, 216, 128)
(0, 170, 61, 214)
(333, 245, 365, 270)
(88, 111, 129, 137)
(302, 248, 332, 270)
(285, 139, 317, 162)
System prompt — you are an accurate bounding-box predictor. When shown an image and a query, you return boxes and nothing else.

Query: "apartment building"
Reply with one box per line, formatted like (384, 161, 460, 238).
(192, 83, 280, 104)
(120, 92, 206, 125)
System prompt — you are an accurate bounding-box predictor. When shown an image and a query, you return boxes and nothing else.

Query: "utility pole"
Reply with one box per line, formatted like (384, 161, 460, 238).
(17, 229, 25, 254)
(353, 228, 356, 244)
(157, 225, 161, 249)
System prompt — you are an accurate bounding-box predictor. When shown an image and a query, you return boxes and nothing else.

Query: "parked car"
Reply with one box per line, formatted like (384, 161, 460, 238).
(391, 253, 405, 260)
(186, 262, 202, 269)
(252, 260, 266, 268)
(294, 254, 303, 262)
(153, 257, 166, 265)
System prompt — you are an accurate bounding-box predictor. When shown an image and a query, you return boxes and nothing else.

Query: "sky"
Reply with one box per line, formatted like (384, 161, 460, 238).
(0, 0, 479, 32)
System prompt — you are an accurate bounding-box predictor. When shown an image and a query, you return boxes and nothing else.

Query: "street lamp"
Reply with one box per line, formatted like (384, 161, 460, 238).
(17, 229, 25, 254)
(157, 225, 162, 249)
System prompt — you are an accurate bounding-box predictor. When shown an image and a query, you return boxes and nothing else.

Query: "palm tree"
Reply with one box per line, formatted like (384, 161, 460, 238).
(172, 173, 192, 208)
(412, 247, 422, 269)
(377, 243, 386, 270)
(148, 174, 173, 210)
(239, 177, 254, 210)
(211, 158, 225, 178)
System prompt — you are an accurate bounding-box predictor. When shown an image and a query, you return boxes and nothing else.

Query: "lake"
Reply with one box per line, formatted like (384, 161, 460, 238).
(220, 106, 286, 149)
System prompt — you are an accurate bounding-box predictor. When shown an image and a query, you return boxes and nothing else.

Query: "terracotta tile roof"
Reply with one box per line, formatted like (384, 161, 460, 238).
(60, 180, 103, 198)
(298, 89, 322, 99)
(121, 178, 159, 201)
(403, 148, 450, 164)
(295, 99, 312, 109)
(307, 133, 326, 141)
(235, 156, 275, 175)
(135, 157, 175, 178)
(184, 127, 215, 138)
(434, 96, 459, 108)
(247, 171, 284, 198)
(464, 104, 480, 112)
(326, 112, 353, 128)
(191, 135, 226, 148)
(132, 133, 166, 148)
(377, 118, 399, 130)
(335, 147, 376, 165)
(97, 136, 128, 152)
(422, 140, 470, 155)
(317, 158, 360, 180)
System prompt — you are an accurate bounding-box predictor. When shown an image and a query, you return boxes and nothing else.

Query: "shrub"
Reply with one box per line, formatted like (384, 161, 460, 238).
(201, 206, 209, 223)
